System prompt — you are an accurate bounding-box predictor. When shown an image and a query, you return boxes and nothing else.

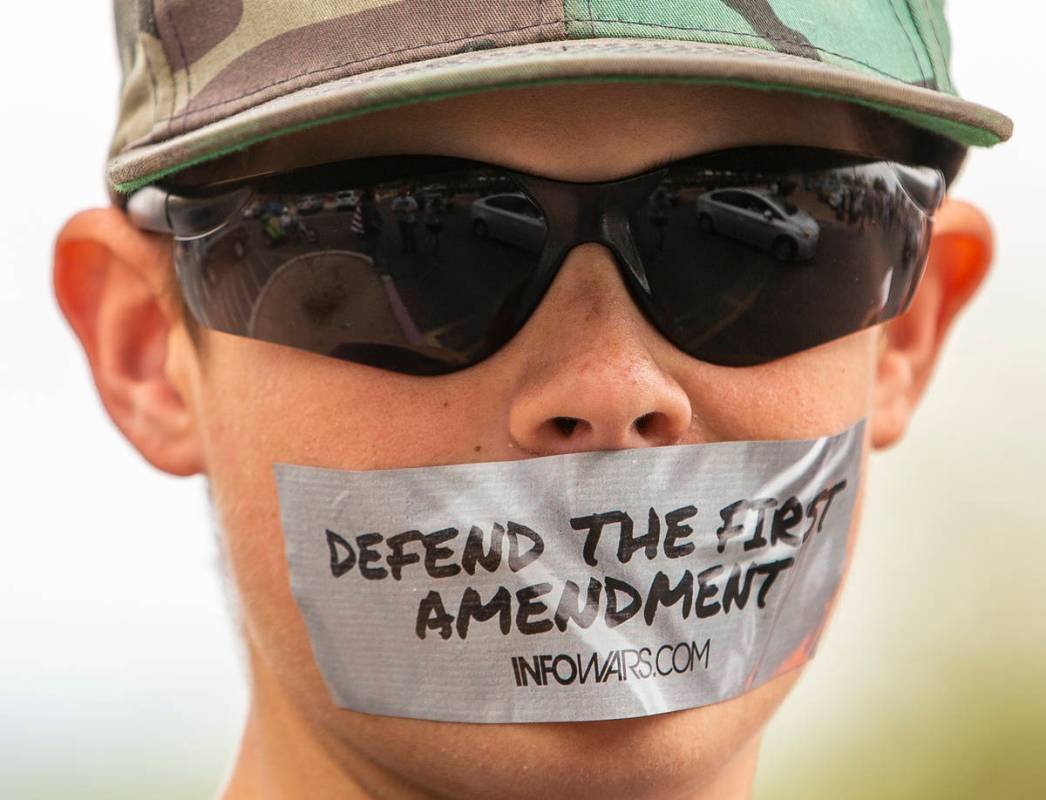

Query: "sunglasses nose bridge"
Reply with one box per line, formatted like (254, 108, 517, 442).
(599, 207, 651, 294)
(522, 170, 666, 292)
(595, 171, 668, 295)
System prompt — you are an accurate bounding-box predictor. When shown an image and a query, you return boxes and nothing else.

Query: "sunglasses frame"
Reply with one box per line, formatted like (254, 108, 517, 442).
(127, 147, 945, 373)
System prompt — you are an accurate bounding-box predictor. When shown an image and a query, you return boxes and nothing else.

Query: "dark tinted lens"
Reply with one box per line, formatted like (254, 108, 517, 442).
(175, 163, 548, 375)
(629, 156, 942, 366)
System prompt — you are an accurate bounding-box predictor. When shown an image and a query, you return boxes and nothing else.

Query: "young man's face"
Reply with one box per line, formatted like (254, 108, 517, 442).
(57, 83, 993, 799)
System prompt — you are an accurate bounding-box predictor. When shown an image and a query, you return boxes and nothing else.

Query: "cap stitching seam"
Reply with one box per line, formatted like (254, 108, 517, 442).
(163, 2, 193, 135)
(718, 3, 819, 55)
(923, 0, 948, 63)
(900, 0, 934, 87)
(151, 17, 562, 127)
(142, 35, 160, 130)
(564, 16, 907, 81)
(916, 0, 949, 91)
(885, 0, 928, 85)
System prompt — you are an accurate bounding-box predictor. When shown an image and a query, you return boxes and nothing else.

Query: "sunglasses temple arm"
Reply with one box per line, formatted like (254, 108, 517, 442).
(126, 186, 174, 235)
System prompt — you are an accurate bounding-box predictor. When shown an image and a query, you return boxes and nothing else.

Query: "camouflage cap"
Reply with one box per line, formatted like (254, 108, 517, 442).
(109, 0, 1012, 194)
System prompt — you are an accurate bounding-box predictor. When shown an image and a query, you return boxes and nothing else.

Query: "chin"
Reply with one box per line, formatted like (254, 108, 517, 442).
(325, 669, 802, 800)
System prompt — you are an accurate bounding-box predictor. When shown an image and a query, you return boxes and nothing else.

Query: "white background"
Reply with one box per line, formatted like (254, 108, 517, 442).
(1, 3, 1043, 798)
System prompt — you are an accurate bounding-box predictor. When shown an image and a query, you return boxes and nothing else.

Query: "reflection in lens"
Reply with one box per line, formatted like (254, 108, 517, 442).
(694, 187, 820, 262)
(174, 150, 940, 374)
(176, 167, 549, 375)
(630, 158, 938, 366)
(469, 192, 547, 253)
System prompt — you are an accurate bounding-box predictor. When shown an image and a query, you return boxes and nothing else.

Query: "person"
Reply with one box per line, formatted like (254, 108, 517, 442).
(649, 184, 672, 253)
(423, 194, 444, 258)
(391, 185, 419, 254)
(53, 3, 1010, 799)
(350, 186, 384, 264)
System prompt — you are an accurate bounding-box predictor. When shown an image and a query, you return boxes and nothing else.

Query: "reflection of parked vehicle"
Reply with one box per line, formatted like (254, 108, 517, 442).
(297, 195, 324, 215)
(696, 188, 819, 261)
(335, 190, 359, 211)
(469, 193, 546, 253)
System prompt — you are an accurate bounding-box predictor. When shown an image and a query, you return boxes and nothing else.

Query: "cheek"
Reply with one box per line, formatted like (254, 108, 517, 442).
(674, 329, 879, 441)
(196, 332, 507, 473)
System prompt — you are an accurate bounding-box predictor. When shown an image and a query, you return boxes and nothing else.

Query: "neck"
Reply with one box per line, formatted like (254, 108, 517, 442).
(222, 644, 433, 800)
(222, 643, 763, 800)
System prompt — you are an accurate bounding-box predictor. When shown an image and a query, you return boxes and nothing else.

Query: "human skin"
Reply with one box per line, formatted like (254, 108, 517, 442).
(54, 83, 993, 800)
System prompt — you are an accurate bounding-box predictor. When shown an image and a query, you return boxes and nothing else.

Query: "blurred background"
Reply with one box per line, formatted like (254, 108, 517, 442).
(1, 2, 1042, 798)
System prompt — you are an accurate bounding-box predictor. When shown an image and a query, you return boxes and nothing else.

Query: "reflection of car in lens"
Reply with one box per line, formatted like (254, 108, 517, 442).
(297, 195, 324, 215)
(696, 188, 819, 261)
(334, 190, 359, 211)
(469, 192, 546, 253)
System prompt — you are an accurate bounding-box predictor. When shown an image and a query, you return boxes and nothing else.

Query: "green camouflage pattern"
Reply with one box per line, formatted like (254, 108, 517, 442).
(562, 0, 952, 91)
(109, 1, 1002, 187)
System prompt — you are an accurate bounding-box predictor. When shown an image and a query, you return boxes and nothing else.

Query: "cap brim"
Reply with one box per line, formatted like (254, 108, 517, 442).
(108, 37, 1013, 193)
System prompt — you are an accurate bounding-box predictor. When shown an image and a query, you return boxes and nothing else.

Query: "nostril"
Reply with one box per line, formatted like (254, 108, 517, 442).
(633, 411, 681, 443)
(552, 416, 581, 437)
(634, 412, 658, 436)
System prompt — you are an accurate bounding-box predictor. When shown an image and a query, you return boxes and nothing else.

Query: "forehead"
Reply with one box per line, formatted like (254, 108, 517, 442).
(174, 82, 928, 185)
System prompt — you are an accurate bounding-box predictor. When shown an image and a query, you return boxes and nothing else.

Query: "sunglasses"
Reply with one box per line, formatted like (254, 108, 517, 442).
(127, 146, 945, 375)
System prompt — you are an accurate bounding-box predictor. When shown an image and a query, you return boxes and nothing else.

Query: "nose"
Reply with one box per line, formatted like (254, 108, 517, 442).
(507, 244, 693, 455)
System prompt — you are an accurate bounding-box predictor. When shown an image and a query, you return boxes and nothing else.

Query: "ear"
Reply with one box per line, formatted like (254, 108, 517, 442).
(871, 198, 994, 449)
(54, 207, 205, 475)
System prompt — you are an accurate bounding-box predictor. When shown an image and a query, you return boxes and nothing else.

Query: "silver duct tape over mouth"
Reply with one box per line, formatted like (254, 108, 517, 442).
(274, 419, 864, 724)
